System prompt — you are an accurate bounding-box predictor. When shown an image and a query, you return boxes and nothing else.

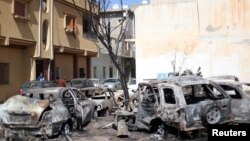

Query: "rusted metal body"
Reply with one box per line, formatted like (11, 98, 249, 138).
(0, 87, 96, 140)
(90, 89, 117, 117)
(117, 76, 233, 133)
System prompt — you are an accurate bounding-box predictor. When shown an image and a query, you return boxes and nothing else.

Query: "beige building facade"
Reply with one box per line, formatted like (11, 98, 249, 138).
(135, 0, 250, 82)
(0, 0, 98, 102)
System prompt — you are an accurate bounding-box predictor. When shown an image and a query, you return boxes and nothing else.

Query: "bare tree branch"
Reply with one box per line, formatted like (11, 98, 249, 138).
(84, 0, 130, 107)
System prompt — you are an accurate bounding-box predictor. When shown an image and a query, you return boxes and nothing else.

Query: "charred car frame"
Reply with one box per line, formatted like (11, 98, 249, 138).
(0, 87, 96, 140)
(116, 76, 233, 135)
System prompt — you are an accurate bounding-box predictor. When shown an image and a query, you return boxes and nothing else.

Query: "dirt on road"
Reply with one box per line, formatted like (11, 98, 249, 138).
(50, 115, 207, 141)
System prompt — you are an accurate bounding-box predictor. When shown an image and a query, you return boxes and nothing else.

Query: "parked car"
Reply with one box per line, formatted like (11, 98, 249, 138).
(103, 78, 121, 91)
(211, 81, 250, 124)
(116, 76, 232, 137)
(89, 78, 102, 87)
(90, 89, 117, 117)
(68, 78, 103, 97)
(18, 80, 57, 94)
(0, 87, 96, 140)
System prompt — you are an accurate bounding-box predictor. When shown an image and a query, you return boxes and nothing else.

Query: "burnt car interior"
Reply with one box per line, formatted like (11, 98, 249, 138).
(62, 90, 75, 113)
(182, 84, 225, 105)
(72, 89, 87, 100)
(138, 85, 159, 117)
(219, 85, 242, 99)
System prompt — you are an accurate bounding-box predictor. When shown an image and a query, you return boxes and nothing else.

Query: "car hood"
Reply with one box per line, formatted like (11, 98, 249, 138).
(0, 95, 49, 124)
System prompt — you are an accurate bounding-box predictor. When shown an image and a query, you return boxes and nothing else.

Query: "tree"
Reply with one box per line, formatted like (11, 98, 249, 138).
(87, 0, 130, 107)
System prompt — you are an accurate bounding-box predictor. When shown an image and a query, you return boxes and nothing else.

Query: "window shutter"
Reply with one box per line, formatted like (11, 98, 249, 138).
(15, 1, 25, 16)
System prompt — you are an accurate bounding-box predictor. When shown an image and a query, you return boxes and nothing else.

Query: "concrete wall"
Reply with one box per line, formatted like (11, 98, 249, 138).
(135, 0, 250, 82)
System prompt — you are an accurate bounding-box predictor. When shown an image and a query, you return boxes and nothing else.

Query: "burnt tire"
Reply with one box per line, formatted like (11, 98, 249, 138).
(149, 118, 163, 132)
(62, 122, 71, 135)
(103, 108, 110, 117)
(93, 109, 98, 119)
(202, 105, 221, 125)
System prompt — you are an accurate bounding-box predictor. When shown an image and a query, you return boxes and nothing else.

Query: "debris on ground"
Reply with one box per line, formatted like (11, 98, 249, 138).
(117, 119, 129, 138)
(102, 122, 115, 129)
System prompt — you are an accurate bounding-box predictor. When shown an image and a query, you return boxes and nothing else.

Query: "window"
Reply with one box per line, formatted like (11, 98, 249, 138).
(0, 63, 9, 85)
(93, 66, 97, 78)
(42, 0, 48, 12)
(64, 14, 76, 33)
(12, 0, 29, 20)
(220, 85, 242, 99)
(163, 88, 176, 104)
(83, 18, 90, 33)
(103, 67, 106, 78)
(42, 20, 49, 48)
(109, 67, 113, 78)
(82, 13, 97, 39)
(72, 89, 86, 100)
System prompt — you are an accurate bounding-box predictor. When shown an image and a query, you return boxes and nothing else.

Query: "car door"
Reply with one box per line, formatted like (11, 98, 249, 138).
(136, 84, 159, 119)
(71, 88, 93, 126)
(158, 84, 181, 125)
(196, 83, 232, 124)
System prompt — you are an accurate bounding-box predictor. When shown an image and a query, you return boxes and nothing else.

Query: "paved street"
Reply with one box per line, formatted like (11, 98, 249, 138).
(48, 116, 207, 141)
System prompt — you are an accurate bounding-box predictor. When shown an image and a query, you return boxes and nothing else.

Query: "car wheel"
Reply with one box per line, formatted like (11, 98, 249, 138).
(202, 106, 221, 125)
(62, 122, 71, 135)
(93, 109, 98, 119)
(103, 108, 110, 117)
(71, 117, 78, 131)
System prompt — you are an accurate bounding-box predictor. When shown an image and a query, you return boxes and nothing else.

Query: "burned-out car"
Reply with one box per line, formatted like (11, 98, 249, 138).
(212, 81, 250, 124)
(68, 78, 104, 97)
(0, 87, 96, 140)
(90, 89, 117, 117)
(116, 76, 232, 135)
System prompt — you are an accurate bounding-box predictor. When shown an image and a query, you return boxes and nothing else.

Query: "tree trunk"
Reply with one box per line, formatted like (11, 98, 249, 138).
(107, 46, 129, 107)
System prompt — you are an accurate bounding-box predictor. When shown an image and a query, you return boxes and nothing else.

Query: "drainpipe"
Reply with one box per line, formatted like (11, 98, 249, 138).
(48, 0, 54, 80)
(50, 0, 54, 60)
(37, 0, 42, 57)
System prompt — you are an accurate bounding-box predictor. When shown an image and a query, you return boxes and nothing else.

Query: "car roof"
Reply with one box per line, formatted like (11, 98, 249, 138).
(162, 75, 209, 86)
(71, 78, 89, 81)
(24, 87, 69, 97)
(89, 78, 100, 80)
(216, 81, 250, 86)
(207, 75, 239, 82)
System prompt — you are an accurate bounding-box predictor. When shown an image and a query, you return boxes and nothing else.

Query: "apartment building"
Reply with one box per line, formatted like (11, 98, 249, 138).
(0, 0, 98, 101)
(91, 8, 136, 82)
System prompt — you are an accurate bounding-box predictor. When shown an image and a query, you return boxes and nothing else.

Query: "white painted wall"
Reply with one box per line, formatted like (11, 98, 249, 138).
(91, 53, 118, 82)
(135, 0, 250, 83)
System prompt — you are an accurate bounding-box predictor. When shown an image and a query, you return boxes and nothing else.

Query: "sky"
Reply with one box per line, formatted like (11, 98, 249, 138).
(109, 0, 148, 8)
